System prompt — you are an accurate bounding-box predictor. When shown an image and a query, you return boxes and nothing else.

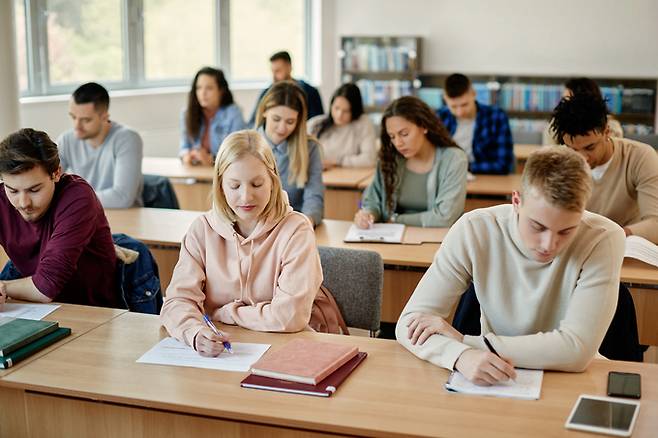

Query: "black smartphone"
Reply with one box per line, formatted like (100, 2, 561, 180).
(607, 371, 641, 399)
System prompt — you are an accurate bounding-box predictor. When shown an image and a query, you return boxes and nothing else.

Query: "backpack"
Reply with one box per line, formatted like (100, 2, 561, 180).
(309, 285, 349, 335)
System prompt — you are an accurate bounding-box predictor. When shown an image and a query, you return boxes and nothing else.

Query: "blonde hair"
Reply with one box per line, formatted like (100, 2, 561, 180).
(255, 80, 312, 188)
(521, 146, 592, 211)
(212, 130, 288, 223)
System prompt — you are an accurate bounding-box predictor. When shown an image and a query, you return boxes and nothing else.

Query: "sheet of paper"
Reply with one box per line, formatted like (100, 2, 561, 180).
(0, 303, 61, 320)
(344, 223, 405, 243)
(445, 368, 543, 400)
(137, 337, 271, 372)
(624, 235, 658, 268)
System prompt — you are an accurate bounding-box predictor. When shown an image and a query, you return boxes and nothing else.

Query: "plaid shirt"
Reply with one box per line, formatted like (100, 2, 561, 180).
(438, 102, 514, 174)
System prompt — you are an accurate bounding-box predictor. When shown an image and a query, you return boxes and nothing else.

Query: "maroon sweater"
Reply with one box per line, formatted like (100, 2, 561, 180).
(0, 174, 118, 307)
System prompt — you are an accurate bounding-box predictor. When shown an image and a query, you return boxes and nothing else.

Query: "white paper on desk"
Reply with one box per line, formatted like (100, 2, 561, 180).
(136, 337, 271, 372)
(625, 235, 658, 268)
(0, 303, 61, 320)
(445, 369, 543, 400)
(344, 223, 405, 243)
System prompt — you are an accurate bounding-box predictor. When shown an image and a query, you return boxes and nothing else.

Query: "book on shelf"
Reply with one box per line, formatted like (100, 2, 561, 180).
(250, 338, 359, 385)
(0, 327, 71, 369)
(0, 317, 60, 356)
(342, 41, 412, 72)
(241, 351, 367, 397)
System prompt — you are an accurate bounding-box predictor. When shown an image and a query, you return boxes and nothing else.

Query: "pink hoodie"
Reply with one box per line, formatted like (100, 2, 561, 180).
(160, 204, 323, 348)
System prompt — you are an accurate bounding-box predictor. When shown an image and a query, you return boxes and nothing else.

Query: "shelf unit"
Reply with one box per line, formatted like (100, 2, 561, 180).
(418, 73, 657, 135)
(339, 36, 422, 122)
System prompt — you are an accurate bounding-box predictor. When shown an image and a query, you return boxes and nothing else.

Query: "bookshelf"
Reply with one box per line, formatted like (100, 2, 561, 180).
(418, 73, 657, 136)
(339, 36, 422, 121)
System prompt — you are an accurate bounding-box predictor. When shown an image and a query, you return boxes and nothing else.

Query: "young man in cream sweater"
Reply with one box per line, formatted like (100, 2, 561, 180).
(396, 147, 625, 386)
(551, 93, 658, 243)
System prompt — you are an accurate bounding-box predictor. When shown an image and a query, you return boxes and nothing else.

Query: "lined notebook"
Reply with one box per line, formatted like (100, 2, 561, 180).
(241, 352, 367, 397)
(251, 338, 359, 385)
(445, 369, 544, 400)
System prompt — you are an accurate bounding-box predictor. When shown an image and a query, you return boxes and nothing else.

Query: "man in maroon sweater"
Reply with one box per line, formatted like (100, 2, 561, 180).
(0, 128, 118, 309)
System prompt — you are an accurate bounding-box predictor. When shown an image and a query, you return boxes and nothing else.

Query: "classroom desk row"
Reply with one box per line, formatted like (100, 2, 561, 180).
(142, 157, 519, 220)
(0, 306, 657, 438)
(104, 209, 658, 346)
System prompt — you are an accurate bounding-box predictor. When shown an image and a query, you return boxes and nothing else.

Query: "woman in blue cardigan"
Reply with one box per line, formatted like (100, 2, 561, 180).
(180, 67, 244, 166)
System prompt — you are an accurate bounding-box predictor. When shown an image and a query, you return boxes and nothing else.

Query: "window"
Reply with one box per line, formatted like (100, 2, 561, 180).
(230, 0, 306, 82)
(15, 0, 315, 96)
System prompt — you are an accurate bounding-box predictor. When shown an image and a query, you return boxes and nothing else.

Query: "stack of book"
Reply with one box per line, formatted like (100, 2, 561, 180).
(241, 338, 367, 397)
(0, 317, 71, 369)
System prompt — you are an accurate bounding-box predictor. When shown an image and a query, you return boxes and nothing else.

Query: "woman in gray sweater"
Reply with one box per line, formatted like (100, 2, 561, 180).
(355, 96, 468, 228)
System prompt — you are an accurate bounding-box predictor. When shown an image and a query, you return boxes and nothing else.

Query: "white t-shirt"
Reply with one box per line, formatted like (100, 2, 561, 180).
(453, 118, 475, 162)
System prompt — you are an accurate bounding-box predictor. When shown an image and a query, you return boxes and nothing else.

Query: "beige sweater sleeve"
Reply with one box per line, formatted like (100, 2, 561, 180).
(463, 228, 625, 371)
(626, 146, 658, 243)
(159, 219, 209, 348)
(224, 225, 323, 332)
(341, 116, 378, 168)
(395, 218, 476, 370)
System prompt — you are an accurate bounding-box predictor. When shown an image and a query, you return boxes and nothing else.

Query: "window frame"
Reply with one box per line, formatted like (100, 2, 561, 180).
(18, 0, 316, 97)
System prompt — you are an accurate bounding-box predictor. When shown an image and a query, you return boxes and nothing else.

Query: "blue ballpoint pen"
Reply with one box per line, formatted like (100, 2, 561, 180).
(202, 314, 233, 354)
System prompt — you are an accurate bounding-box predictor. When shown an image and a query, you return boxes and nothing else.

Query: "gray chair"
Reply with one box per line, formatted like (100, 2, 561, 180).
(318, 246, 383, 337)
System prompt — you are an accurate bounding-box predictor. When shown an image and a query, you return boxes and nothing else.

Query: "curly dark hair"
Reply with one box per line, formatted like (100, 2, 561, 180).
(379, 96, 458, 214)
(550, 93, 608, 145)
(185, 67, 234, 141)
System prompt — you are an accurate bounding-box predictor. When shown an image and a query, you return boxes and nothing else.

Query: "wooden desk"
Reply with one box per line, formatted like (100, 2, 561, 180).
(106, 208, 202, 291)
(464, 173, 521, 211)
(0, 303, 126, 378)
(1, 312, 657, 438)
(322, 167, 374, 220)
(143, 157, 214, 211)
(515, 144, 545, 173)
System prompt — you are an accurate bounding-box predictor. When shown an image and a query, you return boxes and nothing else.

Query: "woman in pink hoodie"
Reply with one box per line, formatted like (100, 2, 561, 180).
(161, 130, 334, 357)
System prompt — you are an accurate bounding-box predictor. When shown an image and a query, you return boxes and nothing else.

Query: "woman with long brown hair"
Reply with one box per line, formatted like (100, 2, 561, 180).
(355, 96, 467, 228)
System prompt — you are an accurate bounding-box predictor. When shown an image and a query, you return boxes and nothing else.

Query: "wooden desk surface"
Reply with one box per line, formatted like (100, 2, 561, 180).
(515, 144, 544, 161)
(315, 219, 439, 268)
(2, 311, 657, 438)
(142, 157, 214, 182)
(106, 208, 202, 247)
(0, 303, 126, 378)
(322, 166, 374, 188)
(466, 173, 522, 196)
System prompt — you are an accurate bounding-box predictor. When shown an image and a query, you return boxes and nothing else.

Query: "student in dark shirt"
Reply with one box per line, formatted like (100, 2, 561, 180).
(0, 128, 118, 309)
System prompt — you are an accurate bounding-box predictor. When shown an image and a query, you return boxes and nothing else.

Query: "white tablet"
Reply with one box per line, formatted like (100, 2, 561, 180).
(565, 395, 640, 437)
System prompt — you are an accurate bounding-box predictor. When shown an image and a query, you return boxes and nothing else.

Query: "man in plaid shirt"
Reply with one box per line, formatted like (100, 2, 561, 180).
(438, 74, 514, 175)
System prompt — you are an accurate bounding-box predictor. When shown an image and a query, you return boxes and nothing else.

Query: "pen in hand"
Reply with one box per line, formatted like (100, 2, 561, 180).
(483, 336, 515, 383)
(202, 314, 233, 354)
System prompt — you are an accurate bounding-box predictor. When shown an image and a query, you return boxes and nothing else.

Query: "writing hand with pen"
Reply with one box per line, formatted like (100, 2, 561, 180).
(406, 312, 516, 386)
(354, 209, 375, 229)
(193, 314, 233, 357)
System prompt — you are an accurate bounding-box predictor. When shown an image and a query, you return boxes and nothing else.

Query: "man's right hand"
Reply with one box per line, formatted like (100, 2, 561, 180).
(454, 348, 517, 386)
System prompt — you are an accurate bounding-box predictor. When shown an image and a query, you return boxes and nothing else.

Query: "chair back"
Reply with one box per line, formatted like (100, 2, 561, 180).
(317, 246, 383, 335)
(142, 174, 180, 209)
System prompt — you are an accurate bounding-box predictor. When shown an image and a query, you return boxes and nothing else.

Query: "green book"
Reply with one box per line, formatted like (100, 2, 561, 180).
(0, 317, 60, 356)
(0, 327, 71, 369)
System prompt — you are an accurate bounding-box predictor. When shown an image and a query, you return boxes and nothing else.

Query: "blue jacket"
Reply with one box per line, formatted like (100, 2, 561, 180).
(112, 233, 163, 314)
(248, 79, 324, 127)
(438, 102, 514, 174)
(259, 127, 324, 225)
(180, 103, 245, 157)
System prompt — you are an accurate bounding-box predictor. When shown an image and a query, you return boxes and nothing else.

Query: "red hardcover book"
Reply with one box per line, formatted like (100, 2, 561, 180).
(241, 352, 367, 397)
(250, 338, 359, 385)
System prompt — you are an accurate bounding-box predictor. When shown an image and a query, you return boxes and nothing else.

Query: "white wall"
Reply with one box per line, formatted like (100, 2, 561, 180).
(18, 0, 658, 157)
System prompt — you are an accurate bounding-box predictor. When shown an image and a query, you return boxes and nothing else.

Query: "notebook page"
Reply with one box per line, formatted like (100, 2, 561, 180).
(445, 368, 543, 400)
(137, 337, 270, 372)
